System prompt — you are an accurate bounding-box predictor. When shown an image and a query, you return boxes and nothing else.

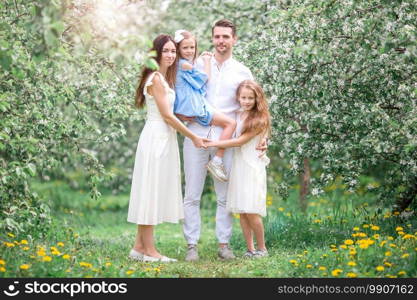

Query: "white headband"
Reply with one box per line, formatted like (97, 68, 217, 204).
(174, 29, 186, 43)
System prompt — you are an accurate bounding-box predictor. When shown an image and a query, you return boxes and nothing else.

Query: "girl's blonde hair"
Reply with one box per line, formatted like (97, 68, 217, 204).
(175, 30, 198, 62)
(236, 80, 271, 137)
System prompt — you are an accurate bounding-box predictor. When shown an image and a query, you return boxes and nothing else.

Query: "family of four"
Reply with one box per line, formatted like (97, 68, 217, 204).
(127, 19, 271, 262)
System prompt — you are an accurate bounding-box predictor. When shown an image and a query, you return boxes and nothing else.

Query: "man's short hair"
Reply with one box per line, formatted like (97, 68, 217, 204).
(212, 19, 236, 37)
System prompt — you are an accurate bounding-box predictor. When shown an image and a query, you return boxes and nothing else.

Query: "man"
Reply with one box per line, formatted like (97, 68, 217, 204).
(181, 19, 255, 261)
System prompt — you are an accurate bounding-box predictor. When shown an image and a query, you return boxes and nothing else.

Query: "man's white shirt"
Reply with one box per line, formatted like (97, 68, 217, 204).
(192, 55, 253, 137)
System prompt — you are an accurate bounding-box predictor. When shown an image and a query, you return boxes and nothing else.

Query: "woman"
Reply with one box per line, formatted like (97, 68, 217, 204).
(127, 34, 208, 262)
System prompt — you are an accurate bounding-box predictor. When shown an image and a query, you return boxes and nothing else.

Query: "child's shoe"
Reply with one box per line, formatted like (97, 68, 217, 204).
(254, 249, 269, 258)
(206, 159, 228, 182)
(242, 250, 256, 259)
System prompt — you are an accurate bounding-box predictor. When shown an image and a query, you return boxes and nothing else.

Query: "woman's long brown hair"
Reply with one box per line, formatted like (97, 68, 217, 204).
(135, 34, 177, 109)
(237, 80, 271, 138)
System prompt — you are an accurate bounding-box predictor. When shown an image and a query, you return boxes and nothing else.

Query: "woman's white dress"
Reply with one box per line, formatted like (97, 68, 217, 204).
(227, 113, 270, 217)
(127, 72, 184, 225)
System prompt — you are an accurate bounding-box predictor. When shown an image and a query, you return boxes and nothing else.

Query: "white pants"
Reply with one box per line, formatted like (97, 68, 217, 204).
(183, 123, 234, 244)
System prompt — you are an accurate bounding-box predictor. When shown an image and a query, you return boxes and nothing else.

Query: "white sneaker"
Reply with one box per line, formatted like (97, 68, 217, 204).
(128, 249, 144, 261)
(206, 160, 228, 182)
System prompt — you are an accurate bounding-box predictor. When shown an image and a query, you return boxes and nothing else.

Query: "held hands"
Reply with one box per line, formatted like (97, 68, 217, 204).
(192, 136, 211, 149)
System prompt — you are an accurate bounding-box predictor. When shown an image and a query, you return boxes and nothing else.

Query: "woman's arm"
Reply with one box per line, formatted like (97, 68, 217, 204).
(149, 74, 207, 148)
(206, 129, 260, 149)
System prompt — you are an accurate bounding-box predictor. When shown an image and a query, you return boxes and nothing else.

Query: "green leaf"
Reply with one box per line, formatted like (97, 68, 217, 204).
(26, 163, 36, 177)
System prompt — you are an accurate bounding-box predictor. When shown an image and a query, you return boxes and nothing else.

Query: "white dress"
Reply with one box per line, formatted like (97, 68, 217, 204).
(226, 112, 270, 217)
(127, 72, 184, 225)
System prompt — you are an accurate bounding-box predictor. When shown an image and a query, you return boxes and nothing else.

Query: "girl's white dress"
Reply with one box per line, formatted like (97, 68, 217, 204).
(227, 113, 270, 217)
(127, 72, 184, 225)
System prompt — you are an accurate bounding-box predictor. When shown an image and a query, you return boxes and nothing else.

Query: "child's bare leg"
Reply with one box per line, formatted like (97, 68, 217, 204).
(210, 112, 236, 158)
(239, 214, 255, 252)
(246, 214, 266, 251)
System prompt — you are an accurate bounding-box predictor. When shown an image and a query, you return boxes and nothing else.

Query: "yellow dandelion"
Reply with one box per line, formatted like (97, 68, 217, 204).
(347, 272, 357, 278)
(7, 233, 15, 238)
(349, 249, 357, 255)
(353, 227, 360, 231)
(331, 248, 338, 252)
(385, 251, 392, 256)
(384, 262, 392, 267)
(20, 264, 30, 270)
(126, 270, 134, 275)
(267, 201, 272, 206)
(153, 267, 161, 272)
(0, 267, 6, 272)
(402, 234, 415, 240)
(319, 266, 326, 271)
(393, 211, 400, 216)
(289, 259, 298, 264)
(22, 247, 30, 251)
(285, 212, 292, 217)
(373, 234, 380, 239)
(395, 226, 403, 232)
(398, 271, 406, 276)
(380, 241, 387, 247)
(331, 269, 343, 277)
(306, 264, 313, 269)
(344, 239, 354, 245)
(386, 275, 397, 278)
(330, 244, 337, 248)
(340, 245, 348, 249)
(36, 249, 46, 257)
(42, 256, 52, 262)
(363, 224, 370, 228)
(105, 262, 111, 267)
(278, 207, 285, 212)
(358, 232, 367, 238)
(233, 214, 240, 219)
(347, 261, 357, 267)
(389, 243, 397, 248)
(415, 247, 417, 251)
(376, 266, 384, 271)
(62, 254, 70, 260)
(20, 240, 28, 245)
(4, 242, 15, 248)
(0, 260, 5, 265)
(79, 262, 92, 268)
(398, 231, 405, 236)
(57, 242, 65, 247)
(388, 236, 394, 240)
(371, 225, 380, 231)
(401, 253, 409, 259)
(313, 219, 322, 224)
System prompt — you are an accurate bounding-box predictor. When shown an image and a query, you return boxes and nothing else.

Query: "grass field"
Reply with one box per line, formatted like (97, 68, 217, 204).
(1, 179, 416, 278)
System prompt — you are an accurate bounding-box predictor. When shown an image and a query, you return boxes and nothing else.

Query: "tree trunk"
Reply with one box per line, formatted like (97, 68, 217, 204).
(395, 177, 417, 212)
(299, 157, 311, 212)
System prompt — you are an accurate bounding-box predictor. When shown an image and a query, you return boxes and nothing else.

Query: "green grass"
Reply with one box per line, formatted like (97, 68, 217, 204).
(1, 179, 416, 278)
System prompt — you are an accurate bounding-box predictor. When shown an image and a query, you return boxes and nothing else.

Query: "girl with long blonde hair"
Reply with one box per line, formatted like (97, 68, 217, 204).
(206, 80, 271, 258)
